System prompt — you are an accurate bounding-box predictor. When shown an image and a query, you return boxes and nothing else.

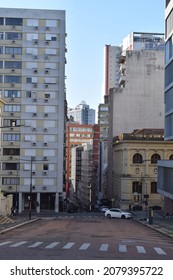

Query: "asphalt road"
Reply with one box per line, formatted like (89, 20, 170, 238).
(0, 215, 173, 260)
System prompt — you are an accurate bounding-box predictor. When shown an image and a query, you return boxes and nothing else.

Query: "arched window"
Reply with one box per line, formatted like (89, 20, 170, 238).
(151, 153, 161, 164)
(133, 153, 143, 164)
(169, 154, 173, 160)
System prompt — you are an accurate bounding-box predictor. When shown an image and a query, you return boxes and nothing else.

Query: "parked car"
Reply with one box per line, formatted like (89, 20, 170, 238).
(100, 206, 109, 212)
(105, 208, 132, 219)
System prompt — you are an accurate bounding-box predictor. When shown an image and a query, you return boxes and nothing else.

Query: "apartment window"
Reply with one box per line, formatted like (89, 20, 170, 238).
(150, 182, 157, 194)
(4, 90, 21, 98)
(151, 153, 161, 164)
(0, 17, 3, 25)
(26, 34, 38, 41)
(0, 61, 3, 68)
(5, 32, 22, 40)
(2, 177, 19, 185)
(4, 76, 21, 83)
(0, 32, 3, 39)
(132, 181, 142, 194)
(5, 61, 22, 69)
(0, 75, 2, 83)
(3, 133, 20, 141)
(3, 119, 20, 127)
(2, 162, 19, 170)
(26, 91, 31, 98)
(26, 78, 32, 83)
(45, 49, 57, 55)
(45, 20, 57, 27)
(4, 105, 20, 112)
(45, 34, 57, 41)
(0, 46, 3, 54)
(43, 164, 49, 170)
(3, 148, 20, 155)
(5, 47, 22, 55)
(5, 18, 22, 26)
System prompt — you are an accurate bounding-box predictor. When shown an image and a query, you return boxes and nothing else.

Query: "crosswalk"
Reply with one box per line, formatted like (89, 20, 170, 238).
(0, 240, 168, 256)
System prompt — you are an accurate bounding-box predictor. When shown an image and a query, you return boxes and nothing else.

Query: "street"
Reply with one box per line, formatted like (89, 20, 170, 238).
(0, 215, 173, 260)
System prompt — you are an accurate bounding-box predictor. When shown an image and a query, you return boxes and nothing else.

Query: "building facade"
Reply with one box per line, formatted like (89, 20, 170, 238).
(157, 0, 173, 214)
(0, 8, 66, 212)
(68, 101, 95, 125)
(112, 129, 173, 211)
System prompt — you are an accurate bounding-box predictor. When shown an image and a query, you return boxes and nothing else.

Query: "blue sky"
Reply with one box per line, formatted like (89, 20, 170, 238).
(1, 0, 165, 112)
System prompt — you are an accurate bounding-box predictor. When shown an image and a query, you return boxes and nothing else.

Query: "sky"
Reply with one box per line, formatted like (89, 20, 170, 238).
(1, 0, 165, 112)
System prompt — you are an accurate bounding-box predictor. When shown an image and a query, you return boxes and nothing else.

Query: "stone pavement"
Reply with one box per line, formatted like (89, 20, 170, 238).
(0, 211, 173, 238)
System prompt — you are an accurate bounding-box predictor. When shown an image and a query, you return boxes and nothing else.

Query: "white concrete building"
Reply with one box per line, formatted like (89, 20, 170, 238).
(68, 101, 95, 125)
(0, 8, 66, 212)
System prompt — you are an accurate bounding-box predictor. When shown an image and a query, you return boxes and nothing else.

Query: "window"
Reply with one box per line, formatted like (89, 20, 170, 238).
(4, 76, 21, 83)
(133, 153, 143, 163)
(45, 20, 57, 27)
(132, 181, 142, 194)
(0, 61, 3, 68)
(2, 162, 19, 170)
(0, 32, 3, 39)
(0, 46, 3, 54)
(5, 61, 22, 69)
(43, 164, 49, 170)
(3, 119, 20, 127)
(27, 19, 38, 26)
(3, 148, 20, 155)
(2, 177, 19, 185)
(169, 154, 173, 160)
(3, 133, 20, 141)
(5, 47, 22, 55)
(5, 18, 22, 26)
(0, 17, 3, 25)
(0, 75, 2, 83)
(4, 105, 20, 112)
(151, 153, 161, 164)
(150, 182, 157, 193)
(4, 90, 21, 98)
(5, 32, 22, 40)
(45, 34, 57, 41)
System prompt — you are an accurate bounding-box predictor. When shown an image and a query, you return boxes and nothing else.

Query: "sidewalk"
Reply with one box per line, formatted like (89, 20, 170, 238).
(132, 210, 173, 238)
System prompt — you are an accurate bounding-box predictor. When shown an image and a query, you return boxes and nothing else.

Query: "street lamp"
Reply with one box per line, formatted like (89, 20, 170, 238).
(29, 156, 34, 220)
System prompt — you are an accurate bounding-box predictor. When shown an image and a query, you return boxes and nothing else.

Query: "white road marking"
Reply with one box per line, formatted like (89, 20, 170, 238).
(99, 244, 109, 251)
(154, 247, 167, 255)
(10, 241, 28, 247)
(79, 243, 91, 250)
(28, 242, 43, 248)
(45, 242, 60, 249)
(119, 244, 127, 253)
(0, 241, 12, 246)
(136, 246, 146, 254)
(63, 242, 75, 249)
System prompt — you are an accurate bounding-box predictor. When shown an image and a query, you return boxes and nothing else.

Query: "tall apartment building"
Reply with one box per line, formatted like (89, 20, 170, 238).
(0, 8, 66, 212)
(157, 0, 173, 213)
(68, 101, 95, 125)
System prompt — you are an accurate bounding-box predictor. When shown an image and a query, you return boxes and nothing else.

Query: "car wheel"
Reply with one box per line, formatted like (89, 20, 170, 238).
(107, 214, 111, 219)
(121, 215, 125, 219)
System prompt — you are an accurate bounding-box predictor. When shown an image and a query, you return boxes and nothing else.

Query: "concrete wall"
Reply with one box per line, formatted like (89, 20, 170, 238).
(110, 50, 164, 137)
(0, 191, 13, 216)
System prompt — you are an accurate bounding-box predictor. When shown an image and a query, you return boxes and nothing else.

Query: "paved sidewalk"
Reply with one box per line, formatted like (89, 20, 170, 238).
(132, 210, 173, 238)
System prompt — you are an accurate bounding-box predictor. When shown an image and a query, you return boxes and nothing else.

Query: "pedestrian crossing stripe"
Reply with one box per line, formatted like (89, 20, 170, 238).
(0, 241, 167, 255)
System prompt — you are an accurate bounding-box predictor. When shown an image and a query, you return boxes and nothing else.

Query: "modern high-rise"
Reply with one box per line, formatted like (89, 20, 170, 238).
(157, 0, 173, 213)
(0, 8, 66, 212)
(67, 101, 95, 125)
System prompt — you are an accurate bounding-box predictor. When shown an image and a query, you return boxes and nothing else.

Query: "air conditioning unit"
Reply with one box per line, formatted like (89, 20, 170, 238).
(45, 70, 49, 74)
(34, 55, 38, 59)
(45, 84, 48, 88)
(43, 171, 47, 175)
(9, 156, 13, 160)
(32, 185, 35, 190)
(11, 54, 15, 58)
(33, 84, 37, 88)
(44, 99, 48, 103)
(43, 156, 47, 161)
(32, 171, 36, 175)
(43, 142, 48, 146)
(10, 141, 14, 145)
(8, 186, 13, 190)
(42, 186, 46, 190)
(10, 112, 14, 116)
(8, 171, 13, 175)
(11, 83, 15, 87)
(44, 128, 48, 132)
(45, 26, 49, 30)
(33, 113, 37, 117)
(33, 98, 37, 102)
(12, 40, 15, 44)
(32, 127, 36, 131)
(44, 113, 48, 117)
(34, 26, 38, 30)
(32, 142, 36, 146)
(33, 69, 38, 73)
(45, 41, 49, 45)
(11, 69, 15, 73)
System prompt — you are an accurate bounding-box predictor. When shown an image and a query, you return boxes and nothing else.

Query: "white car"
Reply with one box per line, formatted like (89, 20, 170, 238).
(105, 208, 132, 219)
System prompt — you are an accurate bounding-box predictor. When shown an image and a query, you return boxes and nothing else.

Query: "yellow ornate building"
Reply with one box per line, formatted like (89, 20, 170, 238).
(112, 129, 173, 211)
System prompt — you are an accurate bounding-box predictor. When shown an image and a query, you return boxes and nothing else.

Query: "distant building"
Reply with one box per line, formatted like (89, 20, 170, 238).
(68, 101, 95, 125)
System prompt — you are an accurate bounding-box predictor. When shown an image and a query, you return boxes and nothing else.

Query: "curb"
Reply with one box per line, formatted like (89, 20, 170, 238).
(0, 218, 40, 234)
(134, 218, 173, 239)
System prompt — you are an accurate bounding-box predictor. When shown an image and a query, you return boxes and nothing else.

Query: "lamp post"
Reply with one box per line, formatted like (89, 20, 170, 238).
(29, 156, 34, 220)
